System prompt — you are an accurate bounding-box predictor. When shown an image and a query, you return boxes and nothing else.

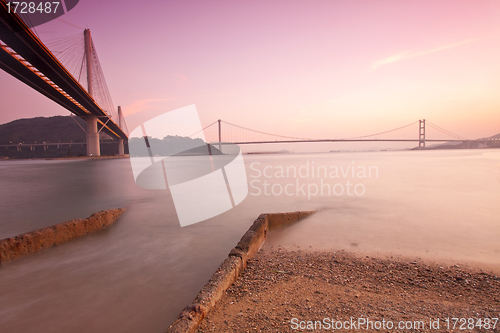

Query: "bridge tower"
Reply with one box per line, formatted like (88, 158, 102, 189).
(84, 29, 100, 157)
(118, 106, 125, 155)
(218, 119, 222, 151)
(419, 119, 426, 149)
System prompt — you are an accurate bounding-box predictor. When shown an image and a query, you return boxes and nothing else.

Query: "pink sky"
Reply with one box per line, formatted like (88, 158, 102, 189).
(1, 0, 500, 145)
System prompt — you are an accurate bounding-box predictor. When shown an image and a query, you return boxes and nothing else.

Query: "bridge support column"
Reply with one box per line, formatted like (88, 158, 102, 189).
(86, 115, 100, 156)
(118, 139, 124, 155)
(418, 119, 426, 149)
(117, 106, 125, 155)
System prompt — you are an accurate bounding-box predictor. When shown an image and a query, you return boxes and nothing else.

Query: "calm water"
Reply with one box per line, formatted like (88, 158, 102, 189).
(0, 150, 499, 332)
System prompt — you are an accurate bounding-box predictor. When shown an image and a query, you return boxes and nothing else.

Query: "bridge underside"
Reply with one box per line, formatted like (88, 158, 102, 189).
(0, 2, 127, 156)
(0, 46, 89, 117)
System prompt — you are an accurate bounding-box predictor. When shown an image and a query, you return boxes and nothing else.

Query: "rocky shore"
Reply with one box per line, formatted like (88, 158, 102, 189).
(197, 248, 500, 332)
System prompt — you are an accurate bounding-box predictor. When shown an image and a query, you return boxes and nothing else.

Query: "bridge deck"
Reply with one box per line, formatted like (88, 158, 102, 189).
(0, 2, 127, 140)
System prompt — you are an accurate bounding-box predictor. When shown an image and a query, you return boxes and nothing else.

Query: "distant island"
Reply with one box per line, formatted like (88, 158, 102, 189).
(411, 134, 500, 150)
(128, 136, 221, 157)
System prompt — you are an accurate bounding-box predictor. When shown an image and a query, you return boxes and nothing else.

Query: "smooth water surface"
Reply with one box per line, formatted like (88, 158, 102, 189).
(0, 150, 499, 332)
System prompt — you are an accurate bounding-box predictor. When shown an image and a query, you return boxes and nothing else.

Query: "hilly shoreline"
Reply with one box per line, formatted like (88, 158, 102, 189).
(0, 116, 122, 158)
(1, 116, 498, 159)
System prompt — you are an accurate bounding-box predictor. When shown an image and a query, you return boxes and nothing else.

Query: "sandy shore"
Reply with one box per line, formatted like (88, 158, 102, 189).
(197, 248, 500, 332)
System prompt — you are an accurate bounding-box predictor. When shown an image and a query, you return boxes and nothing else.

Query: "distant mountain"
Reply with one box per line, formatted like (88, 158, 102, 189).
(0, 116, 120, 158)
(414, 132, 500, 150)
(174, 144, 222, 156)
(129, 136, 218, 157)
(0, 115, 215, 159)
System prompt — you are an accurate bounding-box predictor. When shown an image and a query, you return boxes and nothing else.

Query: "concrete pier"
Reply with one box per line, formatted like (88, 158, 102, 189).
(86, 115, 100, 156)
(0, 208, 125, 263)
(165, 210, 316, 333)
(118, 139, 124, 155)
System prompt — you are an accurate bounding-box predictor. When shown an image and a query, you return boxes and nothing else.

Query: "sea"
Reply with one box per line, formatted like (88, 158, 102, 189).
(0, 149, 499, 332)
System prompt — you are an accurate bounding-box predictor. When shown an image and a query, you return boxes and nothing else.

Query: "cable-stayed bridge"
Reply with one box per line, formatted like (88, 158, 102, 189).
(0, 2, 127, 156)
(197, 119, 499, 149)
(1, 3, 497, 155)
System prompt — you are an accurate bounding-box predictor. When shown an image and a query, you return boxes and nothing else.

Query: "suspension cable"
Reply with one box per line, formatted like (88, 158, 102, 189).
(343, 121, 419, 140)
(189, 120, 218, 138)
(426, 121, 468, 140)
(222, 120, 312, 141)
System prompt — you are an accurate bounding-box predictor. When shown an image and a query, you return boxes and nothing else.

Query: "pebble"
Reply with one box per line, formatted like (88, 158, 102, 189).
(196, 249, 500, 332)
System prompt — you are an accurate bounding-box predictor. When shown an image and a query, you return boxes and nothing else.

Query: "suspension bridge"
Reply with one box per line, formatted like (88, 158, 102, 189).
(195, 119, 499, 149)
(1, 3, 498, 155)
(0, 2, 128, 156)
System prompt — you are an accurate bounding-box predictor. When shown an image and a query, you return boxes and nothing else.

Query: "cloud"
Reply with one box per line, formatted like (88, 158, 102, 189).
(370, 39, 476, 70)
(123, 98, 173, 116)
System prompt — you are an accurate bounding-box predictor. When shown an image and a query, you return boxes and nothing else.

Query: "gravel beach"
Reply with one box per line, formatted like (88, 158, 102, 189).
(197, 248, 500, 332)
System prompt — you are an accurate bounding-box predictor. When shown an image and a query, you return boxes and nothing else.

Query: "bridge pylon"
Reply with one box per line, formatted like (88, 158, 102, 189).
(118, 106, 125, 155)
(419, 119, 426, 149)
(218, 119, 222, 151)
(84, 29, 100, 156)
